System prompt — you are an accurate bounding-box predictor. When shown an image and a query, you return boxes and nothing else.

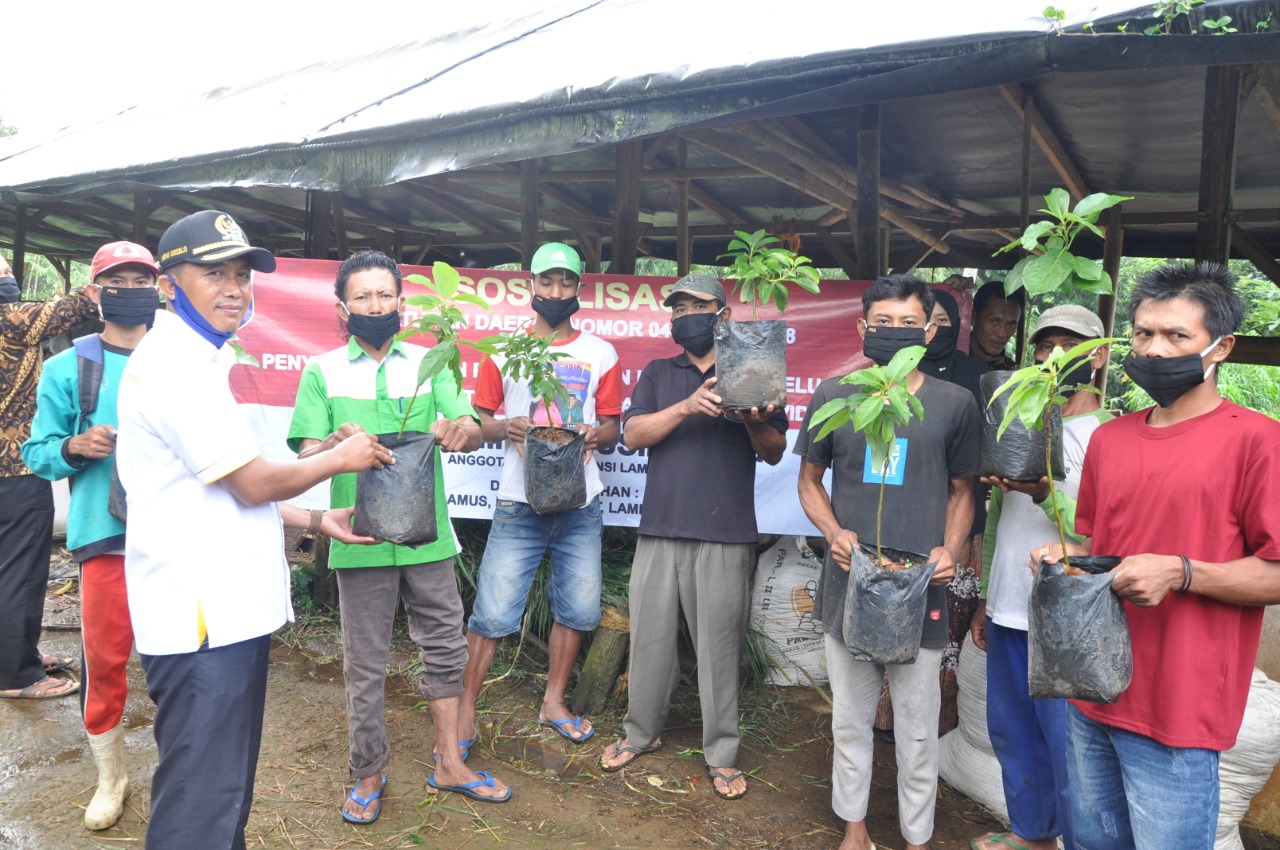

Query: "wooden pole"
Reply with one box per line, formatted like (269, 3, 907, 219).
(520, 158, 539, 269)
(676, 139, 691, 276)
(611, 141, 642, 275)
(1195, 65, 1242, 264)
(1097, 205, 1124, 397)
(854, 105, 882, 280)
(1014, 91, 1033, 366)
(14, 204, 27, 292)
(133, 192, 150, 244)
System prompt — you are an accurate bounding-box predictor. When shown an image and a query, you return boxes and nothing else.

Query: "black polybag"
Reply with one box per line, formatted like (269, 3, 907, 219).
(524, 426, 587, 515)
(979, 370, 1065, 481)
(353, 432, 437, 547)
(107, 457, 127, 525)
(1028, 557, 1132, 702)
(843, 545, 936, 665)
(713, 319, 787, 411)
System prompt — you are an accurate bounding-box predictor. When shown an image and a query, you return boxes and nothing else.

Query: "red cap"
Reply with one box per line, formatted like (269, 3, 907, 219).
(90, 241, 160, 282)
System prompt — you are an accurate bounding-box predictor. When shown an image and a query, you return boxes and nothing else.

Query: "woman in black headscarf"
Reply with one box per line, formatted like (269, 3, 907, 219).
(919, 288, 987, 406)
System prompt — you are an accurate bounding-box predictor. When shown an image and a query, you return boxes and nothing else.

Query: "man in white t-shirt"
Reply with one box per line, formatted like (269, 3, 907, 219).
(970, 305, 1111, 850)
(456, 243, 622, 767)
(117, 210, 393, 850)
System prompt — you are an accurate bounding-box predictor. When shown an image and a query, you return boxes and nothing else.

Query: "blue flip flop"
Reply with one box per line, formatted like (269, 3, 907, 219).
(432, 735, 477, 764)
(340, 774, 386, 825)
(536, 714, 596, 743)
(426, 770, 511, 803)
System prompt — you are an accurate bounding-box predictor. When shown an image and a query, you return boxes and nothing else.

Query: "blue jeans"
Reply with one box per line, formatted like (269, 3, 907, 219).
(468, 496, 603, 637)
(986, 620, 1074, 848)
(1067, 704, 1219, 850)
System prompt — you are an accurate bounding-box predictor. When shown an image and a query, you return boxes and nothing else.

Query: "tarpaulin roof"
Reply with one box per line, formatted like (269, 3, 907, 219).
(1, 0, 1278, 272)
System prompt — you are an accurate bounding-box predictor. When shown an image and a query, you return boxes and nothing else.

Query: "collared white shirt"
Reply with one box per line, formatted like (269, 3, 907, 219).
(116, 311, 291, 655)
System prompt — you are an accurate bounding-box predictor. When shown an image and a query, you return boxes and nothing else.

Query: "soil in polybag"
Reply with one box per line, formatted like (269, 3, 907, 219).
(524, 426, 586, 515)
(843, 544, 936, 665)
(1028, 556, 1132, 703)
(713, 319, 787, 411)
(979, 370, 1065, 481)
(107, 457, 127, 525)
(353, 431, 437, 547)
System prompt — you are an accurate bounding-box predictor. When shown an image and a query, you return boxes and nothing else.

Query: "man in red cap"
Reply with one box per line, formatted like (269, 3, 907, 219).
(23, 241, 162, 829)
(0, 253, 97, 701)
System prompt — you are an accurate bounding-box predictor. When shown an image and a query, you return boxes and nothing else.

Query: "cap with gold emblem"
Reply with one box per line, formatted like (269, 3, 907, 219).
(157, 210, 276, 273)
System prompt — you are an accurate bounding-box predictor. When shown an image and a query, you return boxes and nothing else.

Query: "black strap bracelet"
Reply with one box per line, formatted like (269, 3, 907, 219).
(1178, 555, 1193, 593)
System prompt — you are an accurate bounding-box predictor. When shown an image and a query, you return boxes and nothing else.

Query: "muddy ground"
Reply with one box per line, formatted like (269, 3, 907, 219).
(1, 555, 1015, 850)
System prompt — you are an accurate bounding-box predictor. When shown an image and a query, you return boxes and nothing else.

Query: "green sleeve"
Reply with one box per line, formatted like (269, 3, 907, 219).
(21, 354, 83, 482)
(432, 364, 478, 423)
(287, 364, 334, 453)
(1036, 489, 1087, 543)
(980, 486, 1002, 599)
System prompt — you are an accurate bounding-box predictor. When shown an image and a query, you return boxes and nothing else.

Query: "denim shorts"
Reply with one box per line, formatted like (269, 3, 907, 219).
(467, 496, 603, 637)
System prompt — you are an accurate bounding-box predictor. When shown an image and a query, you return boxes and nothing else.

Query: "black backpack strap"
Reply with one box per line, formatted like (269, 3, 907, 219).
(72, 334, 105, 433)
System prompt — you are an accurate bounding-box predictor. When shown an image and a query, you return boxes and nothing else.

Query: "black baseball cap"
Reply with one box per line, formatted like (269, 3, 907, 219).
(157, 210, 276, 273)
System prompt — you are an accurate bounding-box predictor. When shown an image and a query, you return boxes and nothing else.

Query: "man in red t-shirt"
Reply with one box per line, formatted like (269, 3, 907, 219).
(1036, 262, 1280, 850)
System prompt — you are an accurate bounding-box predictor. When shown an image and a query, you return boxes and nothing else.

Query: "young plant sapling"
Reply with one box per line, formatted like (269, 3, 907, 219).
(489, 325, 573, 432)
(718, 228, 821, 320)
(807, 344, 927, 568)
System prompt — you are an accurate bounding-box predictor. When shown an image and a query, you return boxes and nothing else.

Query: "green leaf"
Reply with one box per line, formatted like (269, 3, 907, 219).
(1073, 273, 1113, 294)
(1021, 242, 1075, 297)
(853, 395, 885, 431)
(1072, 255, 1104, 281)
(1072, 192, 1132, 221)
(431, 262, 459, 300)
(453, 291, 492, 310)
(415, 341, 457, 388)
(884, 345, 926, 381)
(809, 397, 849, 430)
(1019, 220, 1055, 252)
(1045, 187, 1071, 219)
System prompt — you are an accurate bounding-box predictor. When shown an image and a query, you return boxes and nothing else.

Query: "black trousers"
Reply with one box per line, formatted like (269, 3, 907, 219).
(0, 474, 54, 690)
(141, 635, 271, 850)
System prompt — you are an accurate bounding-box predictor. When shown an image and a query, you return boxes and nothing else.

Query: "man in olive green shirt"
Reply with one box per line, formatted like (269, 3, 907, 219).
(289, 250, 509, 822)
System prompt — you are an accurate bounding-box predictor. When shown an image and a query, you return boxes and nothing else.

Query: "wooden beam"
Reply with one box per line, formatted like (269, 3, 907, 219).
(133, 192, 150, 243)
(13, 204, 26, 286)
(998, 82, 1091, 200)
(854, 105, 882, 280)
(433, 178, 592, 233)
(520, 158, 539, 269)
(1232, 225, 1280, 287)
(1250, 63, 1280, 138)
(331, 195, 349, 257)
(1196, 65, 1242, 264)
(816, 225, 858, 279)
(641, 135, 673, 167)
(1228, 335, 1280, 367)
(451, 166, 762, 182)
(676, 139, 691, 277)
(611, 141, 642, 275)
(890, 227, 950, 274)
(401, 180, 510, 236)
(1096, 205, 1124, 392)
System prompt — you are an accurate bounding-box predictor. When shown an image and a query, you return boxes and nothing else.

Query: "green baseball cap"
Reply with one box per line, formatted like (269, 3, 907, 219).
(530, 242, 583, 277)
(663, 273, 726, 307)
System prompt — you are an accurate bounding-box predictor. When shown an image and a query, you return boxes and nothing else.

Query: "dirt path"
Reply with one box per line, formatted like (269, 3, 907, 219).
(2, 566, 1005, 850)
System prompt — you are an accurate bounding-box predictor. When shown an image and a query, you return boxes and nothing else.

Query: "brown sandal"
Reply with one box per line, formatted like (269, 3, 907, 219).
(0, 676, 80, 700)
(599, 738, 662, 772)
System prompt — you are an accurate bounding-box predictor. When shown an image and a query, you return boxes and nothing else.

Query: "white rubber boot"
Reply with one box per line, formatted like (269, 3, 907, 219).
(84, 724, 130, 830)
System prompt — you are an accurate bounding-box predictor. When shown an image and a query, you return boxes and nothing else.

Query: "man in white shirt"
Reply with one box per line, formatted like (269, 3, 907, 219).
(116, 210, 393, 850)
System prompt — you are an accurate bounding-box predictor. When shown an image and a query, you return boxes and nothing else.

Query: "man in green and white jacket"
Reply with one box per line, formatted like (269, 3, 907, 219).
(289, 250, 508, 823)
(970, 305, 1113, 850)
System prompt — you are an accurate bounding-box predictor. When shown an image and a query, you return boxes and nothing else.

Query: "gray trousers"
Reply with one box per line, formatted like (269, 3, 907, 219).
(825, 633, 942, 846)
(623, 536, 753, 767)
(336, 559, 466, 780)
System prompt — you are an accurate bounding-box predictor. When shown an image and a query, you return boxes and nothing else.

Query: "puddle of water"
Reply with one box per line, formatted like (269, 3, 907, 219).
(483, 726, 596, 779)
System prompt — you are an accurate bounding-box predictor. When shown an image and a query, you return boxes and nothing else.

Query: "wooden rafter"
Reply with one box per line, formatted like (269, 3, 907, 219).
(1249, 63, 1280, 138)
(1196, 65, 1242, 264)
(402, 180, 508, 236)
(431, 177, 594, 234)
(998, 82, 1091, 201)
(1232, 225, 1280, 287)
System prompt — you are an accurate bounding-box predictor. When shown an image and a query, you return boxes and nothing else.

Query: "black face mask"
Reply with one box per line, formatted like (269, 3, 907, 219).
(671, 312, 719, 357)
(99, 285, 160, 327)
(0, 275, 18, 303)
(1059, 358, 1095, 391)
(862, 325, 927, 367)
(1122, 338, 1221, 408)
(924, 325, 956, 360)
(344, 308, 402, 350)
(532, 295, 580, 328)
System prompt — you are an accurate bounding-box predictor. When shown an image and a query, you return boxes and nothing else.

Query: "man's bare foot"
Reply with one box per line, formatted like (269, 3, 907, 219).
(0, 676, 79, 700)
(973, 832, 1056, 850)
(429, 763, 509, 801)
(599, 738, 662, 771)
(539, 700, 593, 740)
(708, 766, 747, 800)
(837, 820, 875, 850)
(342, 773, 385, 821)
